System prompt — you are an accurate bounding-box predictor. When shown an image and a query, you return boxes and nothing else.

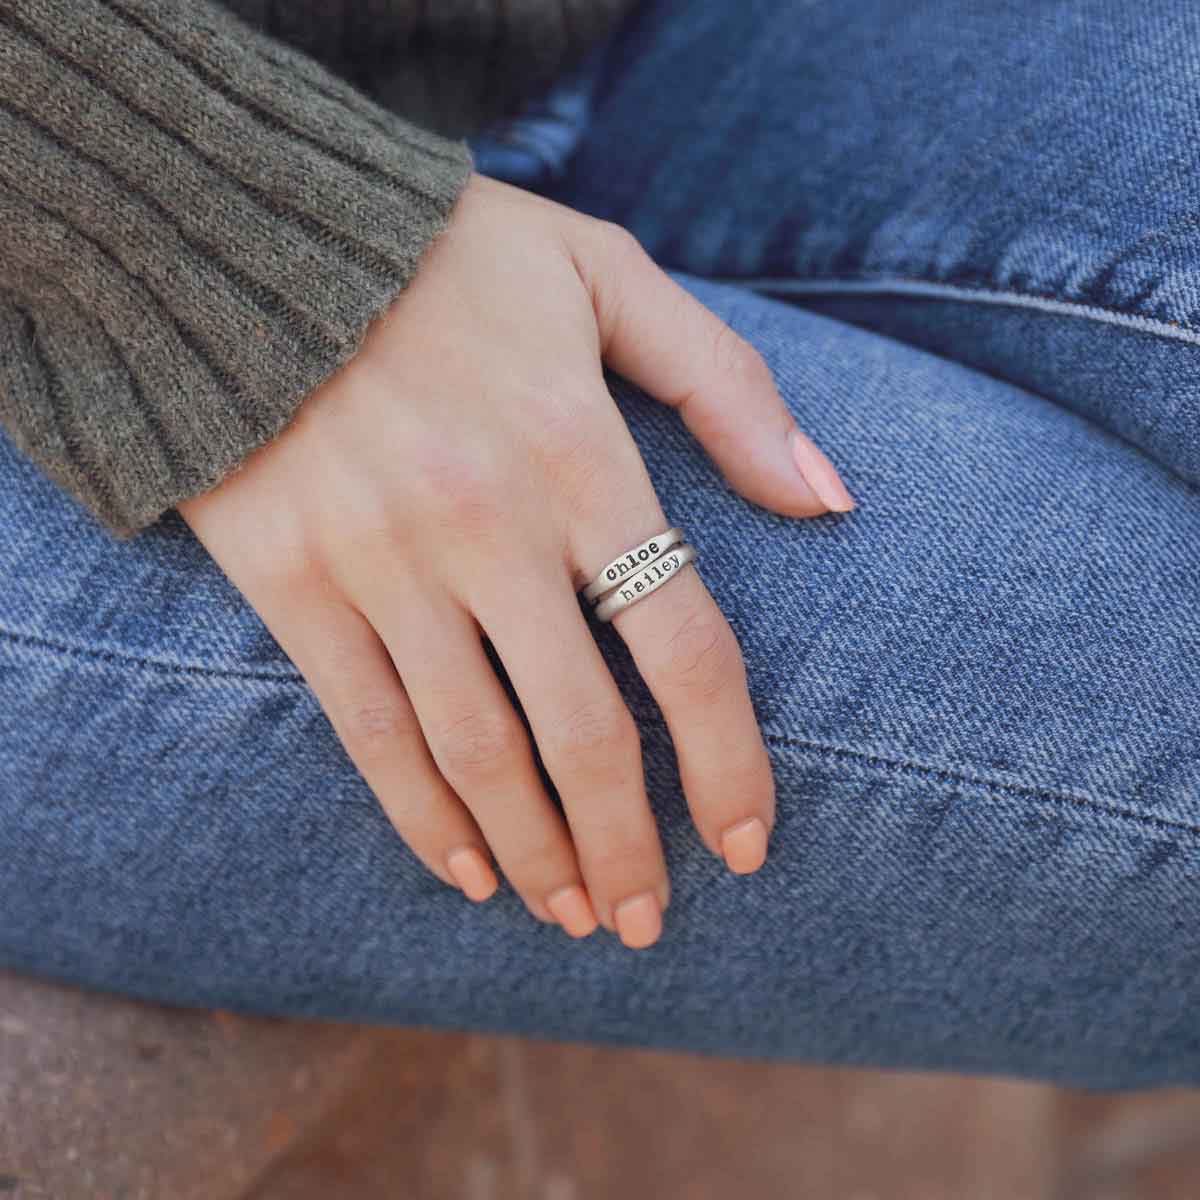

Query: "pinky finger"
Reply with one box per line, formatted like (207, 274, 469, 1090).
(264, 594, 500, 904)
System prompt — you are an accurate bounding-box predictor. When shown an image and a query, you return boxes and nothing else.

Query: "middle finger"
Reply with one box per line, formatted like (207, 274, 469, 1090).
(358, 570, 600, 938)
(471, 560, 672, 949)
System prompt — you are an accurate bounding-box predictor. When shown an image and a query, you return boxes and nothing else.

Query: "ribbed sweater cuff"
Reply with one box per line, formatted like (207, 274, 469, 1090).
(0, 0, 476, 538)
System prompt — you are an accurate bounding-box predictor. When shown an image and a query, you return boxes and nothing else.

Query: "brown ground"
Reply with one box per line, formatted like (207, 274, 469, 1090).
(2, 970, 1199, 1200)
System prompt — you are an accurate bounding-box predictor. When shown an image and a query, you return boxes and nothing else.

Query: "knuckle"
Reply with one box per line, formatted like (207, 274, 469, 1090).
(576, 220, 645, 335)
(341, 699, 415, 763)
(329, 503, 407, 563)
(541, 420, 630, 521)
(434, 710, 523, 782)
(596, 219, 643, 259)
(412, 445, 507, 536)
(533, 385, 605, 473)
(586, 838, 661, 889)
(657, 608, 744, 700)
(502, 833, 571, 886)
(719, 761, 776, 817)
(266, 537, 325, 600)
(252, 514, 332, 602)
(548, 698, 638, 770)
(712, 322, 770, 383)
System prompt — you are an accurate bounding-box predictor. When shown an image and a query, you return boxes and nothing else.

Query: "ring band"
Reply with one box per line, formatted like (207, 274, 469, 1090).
(580, 526, 686, 603)
(593, 543, 699, 623)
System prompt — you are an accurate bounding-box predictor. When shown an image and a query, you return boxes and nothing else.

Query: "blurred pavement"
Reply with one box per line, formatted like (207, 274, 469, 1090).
(3, 970, 1200, 1199)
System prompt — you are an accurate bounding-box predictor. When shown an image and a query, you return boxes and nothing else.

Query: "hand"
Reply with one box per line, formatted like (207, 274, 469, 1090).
(178, 171, 854, 949)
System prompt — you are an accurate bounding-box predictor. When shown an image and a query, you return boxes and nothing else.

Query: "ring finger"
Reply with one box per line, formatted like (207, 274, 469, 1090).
(574, 498, 778, 878)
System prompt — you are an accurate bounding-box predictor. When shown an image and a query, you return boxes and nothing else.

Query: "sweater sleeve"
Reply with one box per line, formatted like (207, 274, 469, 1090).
(0, 0, 475, 539)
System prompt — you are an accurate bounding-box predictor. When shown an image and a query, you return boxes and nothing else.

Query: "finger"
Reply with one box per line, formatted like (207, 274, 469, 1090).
(571, 502, 777, 879)
(255, 588, 502, 904)
(361, 572, 600, 939)
(471, 556, 671, 950)
(570, 220, 855, 518)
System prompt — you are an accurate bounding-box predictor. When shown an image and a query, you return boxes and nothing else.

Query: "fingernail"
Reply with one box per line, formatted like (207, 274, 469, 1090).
(721, 817, 768, 874)
(446, 846, 499, 902)
(614, 891, 662, 949)
(789, 427, 855, 512)
(546, 884, 600, 938)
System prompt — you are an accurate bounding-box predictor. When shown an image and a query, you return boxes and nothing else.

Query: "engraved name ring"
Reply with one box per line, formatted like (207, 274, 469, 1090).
(587, 539, 700, 624)
(580, 526, 686, 603)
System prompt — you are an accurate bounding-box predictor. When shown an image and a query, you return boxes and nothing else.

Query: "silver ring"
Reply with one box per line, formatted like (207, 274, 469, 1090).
(593, 543, 698, 623)
(580, 526, 686, 603)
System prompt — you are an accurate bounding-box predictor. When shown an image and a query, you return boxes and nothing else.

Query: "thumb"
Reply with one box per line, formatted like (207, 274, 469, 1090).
(571, 221, 854, 519)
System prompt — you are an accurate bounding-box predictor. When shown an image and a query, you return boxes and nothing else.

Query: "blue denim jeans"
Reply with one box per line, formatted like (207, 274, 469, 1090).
(4, 0, 1200, 1091)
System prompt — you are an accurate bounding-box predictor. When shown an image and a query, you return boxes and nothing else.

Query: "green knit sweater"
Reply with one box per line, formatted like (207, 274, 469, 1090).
(0, 0, 635, 538)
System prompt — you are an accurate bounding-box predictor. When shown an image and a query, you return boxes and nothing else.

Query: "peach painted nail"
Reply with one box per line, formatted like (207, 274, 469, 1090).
(789, 427, 855, 512)
(546, 884, 600, 939)
(614, 891, 662, 949)
(721, 817, 768, 874)
(446, 846, 499, 902)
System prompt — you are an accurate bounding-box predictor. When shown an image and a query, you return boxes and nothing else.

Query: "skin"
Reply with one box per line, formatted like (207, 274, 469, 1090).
(177, 172, 854, 950)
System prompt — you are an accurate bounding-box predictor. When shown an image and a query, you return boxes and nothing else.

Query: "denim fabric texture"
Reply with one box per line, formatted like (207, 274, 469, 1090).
(465, 29, 618, 189)
(542, 0, 1200, 492)
(3, 0, 1200, 1090)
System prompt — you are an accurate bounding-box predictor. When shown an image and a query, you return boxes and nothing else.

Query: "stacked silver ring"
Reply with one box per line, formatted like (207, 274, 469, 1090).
(581, 526, 700, 623)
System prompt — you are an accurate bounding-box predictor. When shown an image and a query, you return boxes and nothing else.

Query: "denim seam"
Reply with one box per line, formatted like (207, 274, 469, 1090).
(762, 732, 1200, 840)
(5, 624, 1193, 840)
(709, 274, 1200, 348)
(0, 624, 305, 685)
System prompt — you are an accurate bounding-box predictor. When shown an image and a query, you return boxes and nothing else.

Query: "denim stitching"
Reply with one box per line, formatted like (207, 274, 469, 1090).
(0, 624, 304, 685)
(4, 624, 1193, 839)
(710, 274, 1200, 349)
(762, 733, 1200, 840)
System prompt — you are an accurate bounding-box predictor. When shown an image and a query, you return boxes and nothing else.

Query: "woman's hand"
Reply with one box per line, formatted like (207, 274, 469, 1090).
(177, 172, 853, 949)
